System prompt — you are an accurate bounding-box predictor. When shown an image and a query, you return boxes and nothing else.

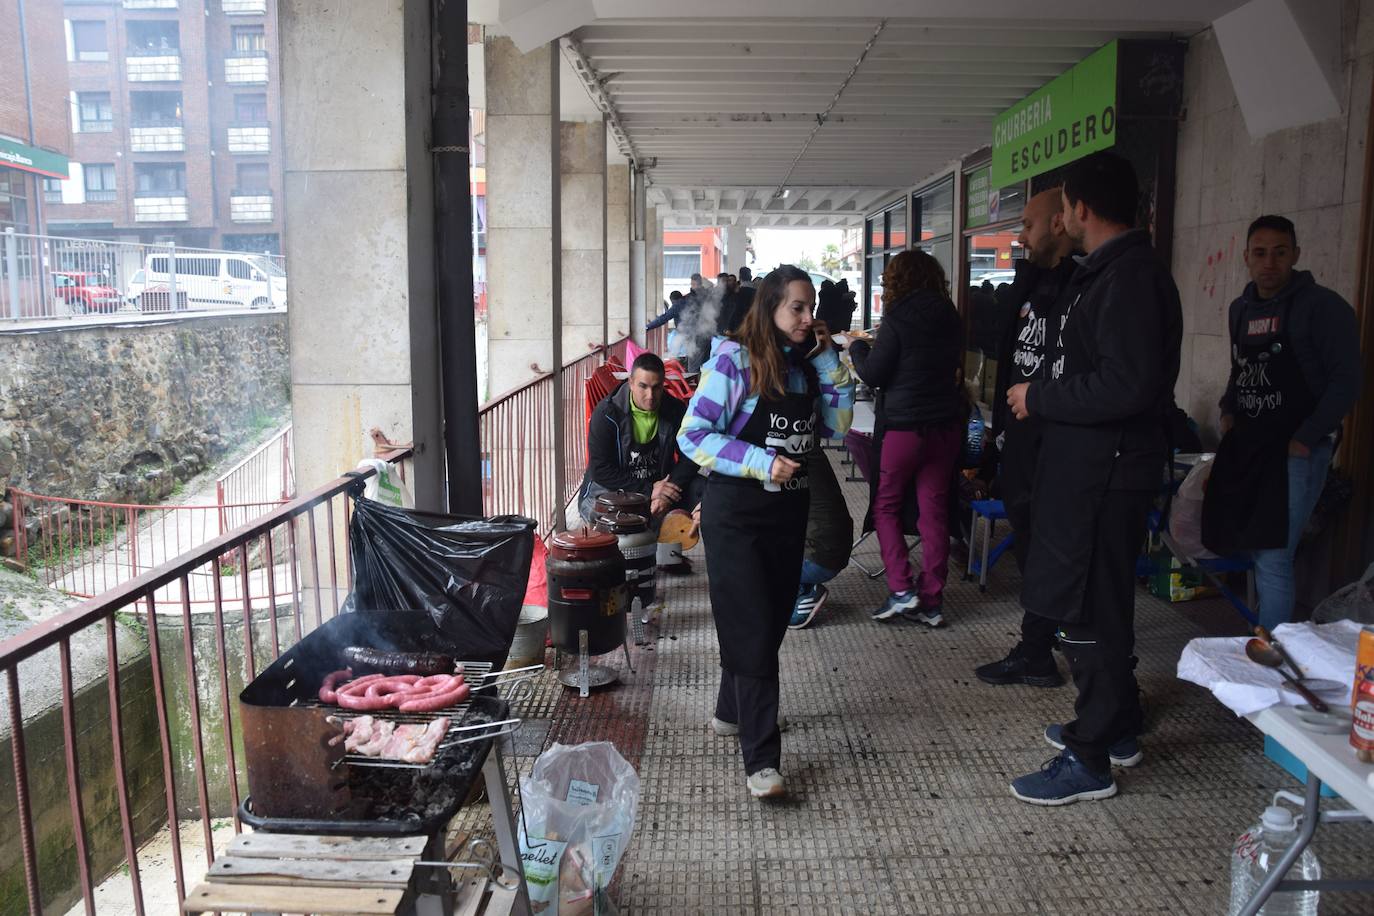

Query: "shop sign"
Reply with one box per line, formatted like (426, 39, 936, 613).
(0, 136, 70, 180)
(965, 166, 995, 229)
(991, 41, 1117, 187)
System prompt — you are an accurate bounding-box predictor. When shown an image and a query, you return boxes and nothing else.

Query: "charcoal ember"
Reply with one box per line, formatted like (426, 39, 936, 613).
(349, 708, 498, 823)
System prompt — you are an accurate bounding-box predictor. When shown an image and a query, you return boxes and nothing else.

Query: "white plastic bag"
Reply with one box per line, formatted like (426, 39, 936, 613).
(1168, 455, 1217, 560)
(518, 741, 640, 915)
(356, 458, 414, 508)
(1313, 562, 1374, 624)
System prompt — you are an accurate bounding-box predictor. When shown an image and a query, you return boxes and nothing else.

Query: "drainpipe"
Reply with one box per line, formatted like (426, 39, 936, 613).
(429, 0, 482, 515)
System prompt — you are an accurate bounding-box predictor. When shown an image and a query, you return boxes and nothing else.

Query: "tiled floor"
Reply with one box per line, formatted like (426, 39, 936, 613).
(471, 451, 1374, 915)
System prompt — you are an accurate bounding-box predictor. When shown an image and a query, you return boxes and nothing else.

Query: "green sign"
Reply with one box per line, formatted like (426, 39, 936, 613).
(965, 166, 992, 229)
(991, 41, 1117, 187)
(0, 136, 69, 180)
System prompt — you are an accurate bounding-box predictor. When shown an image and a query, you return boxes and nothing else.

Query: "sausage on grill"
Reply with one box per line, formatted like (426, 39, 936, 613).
(339, 646, 456, 676)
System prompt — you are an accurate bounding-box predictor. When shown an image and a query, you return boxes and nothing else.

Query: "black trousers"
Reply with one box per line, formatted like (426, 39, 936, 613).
(702, 477, 808, 775)
(1052, 489, 1152, 773)
(1004, 486, 1058, 662)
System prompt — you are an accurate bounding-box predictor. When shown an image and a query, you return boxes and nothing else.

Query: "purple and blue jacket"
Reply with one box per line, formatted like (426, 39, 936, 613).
(677, 337, 854, 482)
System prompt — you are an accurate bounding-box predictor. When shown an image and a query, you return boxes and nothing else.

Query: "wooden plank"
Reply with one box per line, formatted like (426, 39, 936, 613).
(182, 881, 403, 914)
(208, 855, 414, 887)
(480, 882, 518, 916)
(451, 876, 487, 916)
(227, 833, 427, 861)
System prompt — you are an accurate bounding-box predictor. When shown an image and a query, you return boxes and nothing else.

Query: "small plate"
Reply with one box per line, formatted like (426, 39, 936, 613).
(1281, 678, 1347, 701)
(1292, 704, 1352, 734)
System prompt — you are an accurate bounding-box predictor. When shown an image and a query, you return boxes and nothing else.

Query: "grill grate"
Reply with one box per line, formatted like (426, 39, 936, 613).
(296, 662, 527, 771)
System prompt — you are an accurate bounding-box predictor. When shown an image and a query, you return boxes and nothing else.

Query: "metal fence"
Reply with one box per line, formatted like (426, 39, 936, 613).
(215, 424, 295, 531)
(0, 229, 287, 323)
(0, 466, 377, 915)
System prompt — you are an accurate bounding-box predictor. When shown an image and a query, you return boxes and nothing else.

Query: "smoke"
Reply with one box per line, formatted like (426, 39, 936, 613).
(682, 282, 725, 351)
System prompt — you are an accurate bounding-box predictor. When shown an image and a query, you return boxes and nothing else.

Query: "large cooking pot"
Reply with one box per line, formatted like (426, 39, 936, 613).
(595, 510, 657, 610)
(592, 490, 650, 522)
(546, 528, 628, 656)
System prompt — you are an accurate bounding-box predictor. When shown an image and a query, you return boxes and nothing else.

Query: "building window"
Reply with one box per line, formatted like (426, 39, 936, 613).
(127, 21, 180, 54)
(130, 90, 183, 125)
(134, 163, 186, 193)
(912, 177, 955, 281)
(43, 178, 64, 204)
(234, 93, 268, 123)
(235, 163, 270, 193)
(232, 25, 266, 53)
(84, 163, 117, 202)
(71, 21, 109, 61)
(77, 92, 113, 132)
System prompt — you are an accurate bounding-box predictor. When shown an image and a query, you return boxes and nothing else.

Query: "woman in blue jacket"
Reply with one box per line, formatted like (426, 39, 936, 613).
(677, 264, 854, 799)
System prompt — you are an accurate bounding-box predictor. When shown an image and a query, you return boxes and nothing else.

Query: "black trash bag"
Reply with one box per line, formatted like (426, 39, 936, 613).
(349, 494, 537, 658)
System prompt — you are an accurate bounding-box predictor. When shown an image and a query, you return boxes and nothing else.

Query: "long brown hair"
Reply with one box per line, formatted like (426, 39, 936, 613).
(882, 249, 948, 305)
(733, 264, 813, 400)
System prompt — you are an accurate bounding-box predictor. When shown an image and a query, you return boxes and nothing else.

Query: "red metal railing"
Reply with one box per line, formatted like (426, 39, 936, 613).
(645, 323, 667, 356)
(0, 463, 385, 915)
(215, 424, 294, 531)
(12, 491, 289, 607)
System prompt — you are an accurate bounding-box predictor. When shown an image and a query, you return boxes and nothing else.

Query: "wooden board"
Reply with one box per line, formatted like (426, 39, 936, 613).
(208, 855, 415, 887)
(182, 881, 404, 914)
(227, 832, 427, 861)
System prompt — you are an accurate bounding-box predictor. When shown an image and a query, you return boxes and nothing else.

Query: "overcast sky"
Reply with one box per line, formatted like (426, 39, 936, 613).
(749, 228, 845, 274)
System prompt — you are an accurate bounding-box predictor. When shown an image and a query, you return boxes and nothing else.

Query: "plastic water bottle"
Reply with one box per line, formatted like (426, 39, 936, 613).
(963, 411, 985, 465)
(1226, 803, 1320, 915)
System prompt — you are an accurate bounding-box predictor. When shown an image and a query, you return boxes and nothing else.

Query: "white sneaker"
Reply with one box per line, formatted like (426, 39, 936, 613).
(746, 768, 785, 798)
(710, 715, 790, 737)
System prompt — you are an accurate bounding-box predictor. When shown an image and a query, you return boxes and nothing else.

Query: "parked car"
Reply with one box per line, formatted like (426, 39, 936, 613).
(124, 268, 148, 306)
(52, 271, 124, 314)
(141, 252, 287, 310)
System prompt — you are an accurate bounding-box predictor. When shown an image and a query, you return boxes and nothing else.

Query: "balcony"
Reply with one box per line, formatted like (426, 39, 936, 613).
(225, 50, 269, 85)
(126, 50, 182, 82)
(230, 190, 273, 222)
(222, 0, 267, 12)
(123, 0, 178, 8)
(133, 189, 189, 222)
(129, 121, 186, 152)
(227, 121, 271, 154)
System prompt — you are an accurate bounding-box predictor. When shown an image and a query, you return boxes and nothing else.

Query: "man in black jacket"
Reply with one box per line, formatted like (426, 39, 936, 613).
(975, 187, 1077, 688)
(577, 353, 703, 551)
(1203, 215, 1362, 631)
(1005, 152, 1182, 806)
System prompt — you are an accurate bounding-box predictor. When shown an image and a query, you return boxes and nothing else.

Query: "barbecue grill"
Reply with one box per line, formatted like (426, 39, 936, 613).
(236, 610, 536, 913)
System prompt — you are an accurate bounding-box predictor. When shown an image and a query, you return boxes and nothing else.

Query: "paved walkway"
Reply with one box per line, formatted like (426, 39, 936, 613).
(466, 450, 1374, 915)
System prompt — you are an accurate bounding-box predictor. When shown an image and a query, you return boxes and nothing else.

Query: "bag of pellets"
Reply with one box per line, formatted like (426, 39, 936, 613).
(518, 741, 640, 915)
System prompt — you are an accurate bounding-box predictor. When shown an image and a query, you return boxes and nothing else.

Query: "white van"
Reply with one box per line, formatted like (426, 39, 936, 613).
(140, 252, 287, 311)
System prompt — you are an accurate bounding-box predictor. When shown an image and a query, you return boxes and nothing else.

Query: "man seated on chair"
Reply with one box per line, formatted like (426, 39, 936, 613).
(577, 352, 704, 571)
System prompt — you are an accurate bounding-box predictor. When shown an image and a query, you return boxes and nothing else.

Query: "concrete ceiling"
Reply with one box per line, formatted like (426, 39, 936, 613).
(491, 1, 1252, 227)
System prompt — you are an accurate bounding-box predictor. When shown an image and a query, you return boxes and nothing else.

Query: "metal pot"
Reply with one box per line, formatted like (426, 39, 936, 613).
(595, 510, 657, 610)
(592, 490, 650, 523)
(545, 528, 628, 656)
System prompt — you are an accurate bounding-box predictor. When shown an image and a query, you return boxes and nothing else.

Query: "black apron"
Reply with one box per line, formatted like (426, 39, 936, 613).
(1202, 297, 1316, 554)
(702, 378, 815, 678)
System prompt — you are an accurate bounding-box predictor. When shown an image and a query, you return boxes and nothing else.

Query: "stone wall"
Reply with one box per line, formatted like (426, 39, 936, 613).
(1171, 6, 1373, 442)
(0, 314, 290, 502)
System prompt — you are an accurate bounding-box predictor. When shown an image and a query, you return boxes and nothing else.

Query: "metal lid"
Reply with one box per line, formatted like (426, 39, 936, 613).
(594, 511, 648, 534)
(549, 526, 619, 560)
(593, 490, 650, 514)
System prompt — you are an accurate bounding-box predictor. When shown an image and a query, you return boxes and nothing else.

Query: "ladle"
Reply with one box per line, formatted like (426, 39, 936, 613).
(1245, 638, 1329, 712)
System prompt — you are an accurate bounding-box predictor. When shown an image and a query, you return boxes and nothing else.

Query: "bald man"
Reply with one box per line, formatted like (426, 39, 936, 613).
(975, 188, 1078, 688)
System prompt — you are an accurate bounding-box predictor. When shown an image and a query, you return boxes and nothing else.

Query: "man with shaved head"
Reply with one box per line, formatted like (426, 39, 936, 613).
(975, 187, 1077, 689)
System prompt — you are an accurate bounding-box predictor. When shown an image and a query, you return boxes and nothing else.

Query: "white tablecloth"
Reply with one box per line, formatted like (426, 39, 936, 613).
(1177, 619, 1362, 716)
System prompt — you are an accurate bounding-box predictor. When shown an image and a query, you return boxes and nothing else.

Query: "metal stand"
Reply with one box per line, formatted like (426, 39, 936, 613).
(556, 629, 621, 697)
(1237, 772, 1374, 916)
(482, 744, 534, 916)
(848, 530, 885, 579)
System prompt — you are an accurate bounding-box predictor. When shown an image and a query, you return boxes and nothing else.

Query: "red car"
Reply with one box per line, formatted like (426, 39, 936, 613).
(52, 271, 125, 314)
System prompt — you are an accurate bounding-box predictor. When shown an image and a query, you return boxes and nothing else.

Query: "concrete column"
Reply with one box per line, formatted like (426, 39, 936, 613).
(645, 205, 663, 320)
(280, 0, 418, 491)
(560, 121, 606, 359)
(485, 36, 553, 395)
(606, 162, 630, 340)
(725, 224, 748, 272)
(629, 168, 647, 344)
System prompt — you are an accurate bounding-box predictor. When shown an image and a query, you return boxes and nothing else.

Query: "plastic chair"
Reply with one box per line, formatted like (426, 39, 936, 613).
(965, 499, 1015, 591)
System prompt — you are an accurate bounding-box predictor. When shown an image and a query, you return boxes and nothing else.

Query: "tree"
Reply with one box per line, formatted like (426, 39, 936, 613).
(820, 243, 842, 274)
(796, 254, 818, 271)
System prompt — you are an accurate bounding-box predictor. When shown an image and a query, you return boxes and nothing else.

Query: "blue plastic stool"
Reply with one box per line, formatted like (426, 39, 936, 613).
(965, 499, 1014, 591)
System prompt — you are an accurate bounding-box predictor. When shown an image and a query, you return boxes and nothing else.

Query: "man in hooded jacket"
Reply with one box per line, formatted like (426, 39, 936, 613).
(1004, 152, 1182, 806)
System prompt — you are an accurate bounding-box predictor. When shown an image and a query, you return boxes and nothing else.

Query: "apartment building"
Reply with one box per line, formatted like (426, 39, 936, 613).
(0, 0, 73, 235)
(39, 0, 284, 253)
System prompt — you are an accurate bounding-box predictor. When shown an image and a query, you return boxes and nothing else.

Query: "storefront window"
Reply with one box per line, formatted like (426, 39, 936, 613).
(862, 202, 908, 325)
(912, 177, 954, 288)
(961, 165, 1029, 408)
(0, 169, 32, 233)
